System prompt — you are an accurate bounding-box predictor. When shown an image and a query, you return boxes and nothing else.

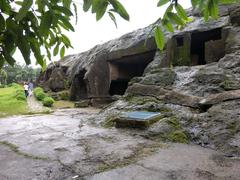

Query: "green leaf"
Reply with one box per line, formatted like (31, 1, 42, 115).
(4, 32, 15, 55)
(29, 37, 44, 67)
(6, 18, 19, 34)
(96, 1, 108, 21)
(39, 11, 53, 37)
(17, 32, 31, 65)
(56, 14, 75, 31)
(15, 0, 33, 21)
(191, 0, 198, 7)
(0, 0, 11, 14)
(157, 0, 169, 7)
(63, 0, 71, 9)
(154, 26, 165, 50)
(52, 5, 73, 16)
(53, 43, 59, 56)
(46, 48, 51, 60)
(35, 0, 44, 13)
(167, 12, 185, 25)
(15, 1, 23, 6)
(83, 0, 92, 12)
(163, 4, 173, 19)
(73, 2, 78, 24)
(0, 55, 4, 69)
(0, 13, 5, 31)
(61, 34, 72, 48)
(60, 46, 65, 58)
(209, 0, 218, 19)
(162, 19, 174, 32)
(203, 6, 210, 21)
(3, 53, 16, 66)
(108, 12, 117, 28)
(175, 4, 188, 20)
(27, 12, 38, 26)
(220, 0, 239, 4)
(109, 0, 129, 21)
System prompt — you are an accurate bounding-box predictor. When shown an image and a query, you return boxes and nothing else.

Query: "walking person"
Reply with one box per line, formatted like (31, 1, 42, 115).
(23, 82, 29, 97)
(28, 80, 34, 96)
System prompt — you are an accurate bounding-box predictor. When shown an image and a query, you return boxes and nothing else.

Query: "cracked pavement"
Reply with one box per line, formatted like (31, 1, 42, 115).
(0, 108, 240, 180)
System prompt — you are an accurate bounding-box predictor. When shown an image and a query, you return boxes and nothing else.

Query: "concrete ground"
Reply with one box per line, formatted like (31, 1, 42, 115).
(0, 108, 239, 180)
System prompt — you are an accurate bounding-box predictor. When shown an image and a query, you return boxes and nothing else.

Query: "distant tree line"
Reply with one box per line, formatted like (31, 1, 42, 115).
(0, 64, 41, 85)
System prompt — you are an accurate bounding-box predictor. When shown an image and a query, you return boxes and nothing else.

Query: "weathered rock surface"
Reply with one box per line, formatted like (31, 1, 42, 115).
(0, 109, 239, 180)
(34, 3, 240, 174)
(38, 4, 240, 103)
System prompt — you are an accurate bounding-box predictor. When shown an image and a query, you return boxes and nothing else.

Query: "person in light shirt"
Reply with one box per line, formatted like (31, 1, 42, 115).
(23, 82, 29, 97)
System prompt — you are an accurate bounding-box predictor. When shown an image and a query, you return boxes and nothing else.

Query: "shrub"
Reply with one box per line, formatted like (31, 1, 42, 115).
(35, 91, 47, 101)
(16, 94, 27, 101)
(42, 97, 55, 107)
(0, 85, 5, 88)
(16, 89, 24, 94)
(15, 86, 27, 101)
(33, 87, 44, 96)
(9, 83, 19, 88)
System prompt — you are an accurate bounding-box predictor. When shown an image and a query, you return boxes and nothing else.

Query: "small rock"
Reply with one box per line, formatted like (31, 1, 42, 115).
(75, 100, 90, 108)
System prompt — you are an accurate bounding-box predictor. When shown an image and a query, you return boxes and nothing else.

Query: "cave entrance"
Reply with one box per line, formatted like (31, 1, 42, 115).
(190, 28, 223, 65)
(71, 69, 87, 100)
(108, 50, 156, 96)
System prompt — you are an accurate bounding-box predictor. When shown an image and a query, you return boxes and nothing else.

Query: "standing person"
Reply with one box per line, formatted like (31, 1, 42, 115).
(23, 82, 29, 97)
(28, 80, 34, 96)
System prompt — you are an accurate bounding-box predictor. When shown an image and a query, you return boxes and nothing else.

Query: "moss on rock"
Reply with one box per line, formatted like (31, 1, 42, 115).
(168, 130, 189, 143)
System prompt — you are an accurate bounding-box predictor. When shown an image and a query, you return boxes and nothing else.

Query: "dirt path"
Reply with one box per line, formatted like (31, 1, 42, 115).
(0, 109, 239, 180)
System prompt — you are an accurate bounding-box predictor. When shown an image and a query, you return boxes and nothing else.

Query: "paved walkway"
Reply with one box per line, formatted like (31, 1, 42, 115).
(27, 95, 49, 113)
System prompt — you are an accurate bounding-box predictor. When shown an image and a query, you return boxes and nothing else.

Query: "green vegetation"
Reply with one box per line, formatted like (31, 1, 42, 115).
(0, 0, 237, 67)
(53, 100, 74, 109)
(0, 69, 7, 85)
(168, 130, 189, 144)
(101, 115, 119, 128)
(42, 97, 55, 107)
(0, 84, 28, 117)
(162, 117, 189, 143)
(1, 64, 41, 84)
(33, 87, 47, 100)
(33, 87, 55, 107)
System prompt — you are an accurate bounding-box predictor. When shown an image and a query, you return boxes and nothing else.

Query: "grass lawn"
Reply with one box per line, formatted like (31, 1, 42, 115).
(53, 100, 75, 109)
(0, 86, 28, 118)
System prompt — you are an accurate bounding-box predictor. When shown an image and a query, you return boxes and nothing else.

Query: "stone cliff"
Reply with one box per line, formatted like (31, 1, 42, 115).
(38, 4, 240, 156)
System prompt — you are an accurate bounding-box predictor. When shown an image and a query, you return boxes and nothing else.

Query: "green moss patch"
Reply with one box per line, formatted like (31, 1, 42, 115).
(0, 141, 48, 160)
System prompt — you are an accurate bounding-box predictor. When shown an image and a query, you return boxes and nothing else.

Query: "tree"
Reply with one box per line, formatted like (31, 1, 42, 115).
(2, 63, 40, 83)
(0, 0, 239, 68)
(0, 69, 7, 85)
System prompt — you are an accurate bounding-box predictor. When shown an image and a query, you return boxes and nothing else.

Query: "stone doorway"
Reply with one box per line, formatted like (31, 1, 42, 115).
(168, 28, 225, 66)
(70, 69, 88, 100)
(108, 51, 156, 96)
(190, 28, 224, 65)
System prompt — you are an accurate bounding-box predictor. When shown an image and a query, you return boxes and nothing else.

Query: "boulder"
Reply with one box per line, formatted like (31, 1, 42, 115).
(126, 83, 167, 97)
(74, 100, 90, 108)
(199, 89, 240, 107)
(163, 91, 203, 108)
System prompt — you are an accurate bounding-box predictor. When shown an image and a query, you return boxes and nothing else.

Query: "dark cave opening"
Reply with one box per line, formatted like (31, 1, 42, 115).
(108, 50, 156, 96)
(71, 69, 88, 100)
(191, 28, 222, 65)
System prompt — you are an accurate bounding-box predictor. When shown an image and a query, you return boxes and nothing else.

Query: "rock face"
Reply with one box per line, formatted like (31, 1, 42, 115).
(38, 4, 240, 156)
(39, 4, 240, 103)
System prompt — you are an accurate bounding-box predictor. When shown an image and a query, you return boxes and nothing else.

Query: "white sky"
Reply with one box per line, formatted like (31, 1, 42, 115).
(14, 0, 191, 66)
